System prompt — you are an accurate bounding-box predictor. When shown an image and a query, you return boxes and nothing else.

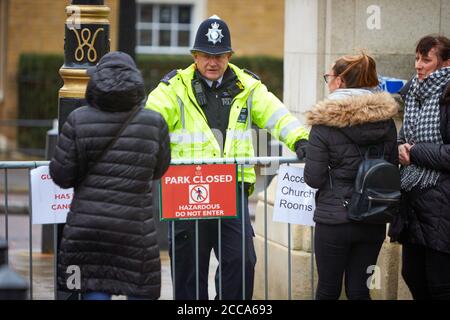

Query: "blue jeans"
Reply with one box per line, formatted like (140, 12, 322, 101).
(83, 292, 147, 300)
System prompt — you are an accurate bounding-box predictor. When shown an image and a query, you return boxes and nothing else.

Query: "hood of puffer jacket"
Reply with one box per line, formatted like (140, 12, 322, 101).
(306, 91, 398, 127)
(86, 51, 145, 112)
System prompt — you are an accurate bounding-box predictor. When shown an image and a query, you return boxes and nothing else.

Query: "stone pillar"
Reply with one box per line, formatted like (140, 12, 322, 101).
(284, 0, 450, 119)
(283, 0, 327, 123)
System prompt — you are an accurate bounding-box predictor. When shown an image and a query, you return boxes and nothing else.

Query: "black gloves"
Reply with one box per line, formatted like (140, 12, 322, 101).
(294, 139, 308, 160)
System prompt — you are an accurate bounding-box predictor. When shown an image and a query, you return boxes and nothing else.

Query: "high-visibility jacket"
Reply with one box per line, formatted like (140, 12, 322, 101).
(145, 63, 309, 184)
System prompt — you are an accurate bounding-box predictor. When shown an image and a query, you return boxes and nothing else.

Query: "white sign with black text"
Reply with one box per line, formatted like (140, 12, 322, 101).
(31, 166, 71, 225)
(273, 164, 316, 226)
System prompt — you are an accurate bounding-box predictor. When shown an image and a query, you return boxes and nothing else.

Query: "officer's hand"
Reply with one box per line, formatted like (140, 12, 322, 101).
(295, 139, 308, 160)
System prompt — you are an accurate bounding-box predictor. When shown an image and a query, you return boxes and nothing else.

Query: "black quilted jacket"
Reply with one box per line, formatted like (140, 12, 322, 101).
(50, 52, 171, 298)
(304, 91, 399, 225)
(392, 80, 450, 254)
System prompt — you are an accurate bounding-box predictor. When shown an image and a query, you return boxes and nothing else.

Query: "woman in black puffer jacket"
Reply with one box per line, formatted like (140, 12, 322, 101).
(391, 35, 450, 300)
(304, 53, 399, 300)
(50, 52, 171, 300)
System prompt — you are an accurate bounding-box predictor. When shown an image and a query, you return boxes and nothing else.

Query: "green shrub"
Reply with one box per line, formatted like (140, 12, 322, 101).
(17, 53, 63, 153)
(17, 53, 283, 151)
(137, 54, 193, 93)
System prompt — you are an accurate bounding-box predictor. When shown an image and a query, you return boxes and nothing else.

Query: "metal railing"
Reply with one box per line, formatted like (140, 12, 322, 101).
(0, 157, 316, 300)
(0, 161, 50, 300)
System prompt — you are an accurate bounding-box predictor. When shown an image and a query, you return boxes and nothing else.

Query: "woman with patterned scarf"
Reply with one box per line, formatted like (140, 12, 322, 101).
(391, 35, 450, 300)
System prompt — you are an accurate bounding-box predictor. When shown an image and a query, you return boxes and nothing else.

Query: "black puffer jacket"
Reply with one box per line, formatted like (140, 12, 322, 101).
(392, 80, 450, 254)
(304, 91, 399, 224)
(50, 52, 171, 298)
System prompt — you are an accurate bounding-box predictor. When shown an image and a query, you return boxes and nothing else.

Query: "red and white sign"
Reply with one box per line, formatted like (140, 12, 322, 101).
(160, 164, 237, 220)
(30, 166, 72, 224)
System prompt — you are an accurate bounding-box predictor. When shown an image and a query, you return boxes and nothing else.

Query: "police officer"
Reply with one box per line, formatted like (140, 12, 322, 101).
(145, 15, 309, 300)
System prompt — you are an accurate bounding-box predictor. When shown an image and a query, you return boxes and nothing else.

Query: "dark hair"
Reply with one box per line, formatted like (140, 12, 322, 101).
(332, 52, 379, 88)
(416, 35, 450, 63)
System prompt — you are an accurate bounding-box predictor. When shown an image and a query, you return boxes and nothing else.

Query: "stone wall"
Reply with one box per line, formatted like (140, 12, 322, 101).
(283, 0, 450, 120)
(208, 0, 284, 58)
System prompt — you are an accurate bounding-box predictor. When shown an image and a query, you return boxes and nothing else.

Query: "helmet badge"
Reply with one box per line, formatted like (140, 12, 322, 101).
(205, 22, 224, 45)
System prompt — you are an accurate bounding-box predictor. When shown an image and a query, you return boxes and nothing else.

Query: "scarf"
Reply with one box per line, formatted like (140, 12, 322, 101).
(400, 66, 450, 191)
(327, 87, 378, 100)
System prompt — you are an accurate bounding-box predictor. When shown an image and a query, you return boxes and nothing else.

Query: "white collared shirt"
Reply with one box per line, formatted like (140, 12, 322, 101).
(203, 76, 224, 88)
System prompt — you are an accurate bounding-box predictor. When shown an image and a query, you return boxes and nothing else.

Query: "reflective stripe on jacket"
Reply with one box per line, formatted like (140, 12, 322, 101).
(145, 63, 309, 183)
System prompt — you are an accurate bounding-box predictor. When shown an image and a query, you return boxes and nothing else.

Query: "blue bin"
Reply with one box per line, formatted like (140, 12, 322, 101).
(378, 76, 406, 94)
(385, 80, 404, 93)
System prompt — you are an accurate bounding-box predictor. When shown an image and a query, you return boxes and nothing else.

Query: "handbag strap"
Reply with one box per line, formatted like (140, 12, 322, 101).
(78, 104, 142, 185)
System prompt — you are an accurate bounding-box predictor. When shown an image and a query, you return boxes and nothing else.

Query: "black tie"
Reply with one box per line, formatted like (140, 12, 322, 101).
(211, 81, 218, 89)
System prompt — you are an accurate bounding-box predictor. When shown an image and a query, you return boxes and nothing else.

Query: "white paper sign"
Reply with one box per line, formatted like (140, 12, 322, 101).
(31, 166, 71, 224)
(273, 164, 316, 226)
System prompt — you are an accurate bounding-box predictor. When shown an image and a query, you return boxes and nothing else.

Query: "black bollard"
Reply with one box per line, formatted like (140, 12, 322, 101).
(0, 238, 29, 300)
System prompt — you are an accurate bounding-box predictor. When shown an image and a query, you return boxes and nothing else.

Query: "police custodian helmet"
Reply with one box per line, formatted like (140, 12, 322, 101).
(191, 15, 233, 55)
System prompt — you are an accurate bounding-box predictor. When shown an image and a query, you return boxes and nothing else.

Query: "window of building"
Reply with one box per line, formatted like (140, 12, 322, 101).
(136, 0, 206, 54)
(0, 0, 7, 102)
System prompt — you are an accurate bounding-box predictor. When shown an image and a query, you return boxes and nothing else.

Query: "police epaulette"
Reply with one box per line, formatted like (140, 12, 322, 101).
(161, 69, 178, 85)
(243, 68, 260, 80)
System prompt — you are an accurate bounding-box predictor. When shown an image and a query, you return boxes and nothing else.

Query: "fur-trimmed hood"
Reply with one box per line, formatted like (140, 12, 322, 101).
(306, 91, 398, 127)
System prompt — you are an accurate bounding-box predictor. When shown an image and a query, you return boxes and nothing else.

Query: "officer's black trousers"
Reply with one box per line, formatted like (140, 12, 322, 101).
(168, 186, 256, 300)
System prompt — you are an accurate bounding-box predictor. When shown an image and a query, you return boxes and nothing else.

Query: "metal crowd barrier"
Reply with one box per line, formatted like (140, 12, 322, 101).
(0, 157, 316, 300)
(0, 161, 50, 300)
